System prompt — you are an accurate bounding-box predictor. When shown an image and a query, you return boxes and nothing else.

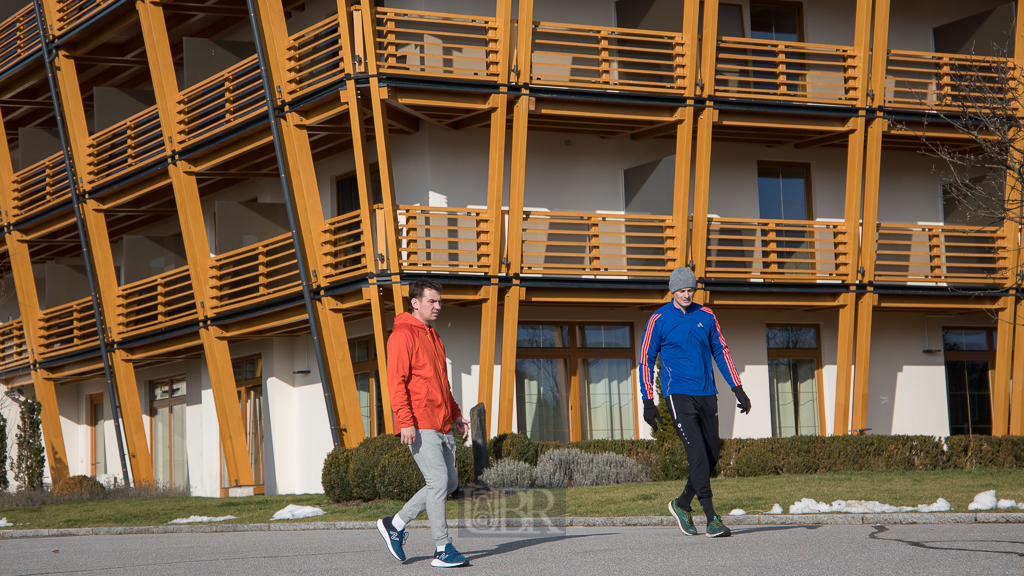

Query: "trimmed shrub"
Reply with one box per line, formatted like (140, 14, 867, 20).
(454, 430, 475, 485)
(52, 475, 105, 500)
(375, 447, 424, 501)
(535, 448, 648, 488)
(13, 399, 45, 491)
(488, 432, 538, 466)
(349, 434, 406, 501)
(321, 447, 354, 503)
(734, 444, 777, 477)
(479, 458, 535, 492)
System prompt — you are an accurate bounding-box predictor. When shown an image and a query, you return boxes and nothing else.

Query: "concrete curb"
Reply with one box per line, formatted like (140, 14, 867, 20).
(2, 512, 1024, 539)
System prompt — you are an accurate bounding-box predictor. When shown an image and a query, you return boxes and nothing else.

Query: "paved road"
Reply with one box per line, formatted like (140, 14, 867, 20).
(1, 523, 1023, 576)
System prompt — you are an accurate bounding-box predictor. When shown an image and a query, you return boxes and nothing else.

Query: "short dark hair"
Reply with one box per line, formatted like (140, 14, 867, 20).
(409, 278, 442, 301)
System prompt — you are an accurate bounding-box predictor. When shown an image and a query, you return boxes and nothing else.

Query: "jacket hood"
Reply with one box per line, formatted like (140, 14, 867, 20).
(394, 312, 430, 331)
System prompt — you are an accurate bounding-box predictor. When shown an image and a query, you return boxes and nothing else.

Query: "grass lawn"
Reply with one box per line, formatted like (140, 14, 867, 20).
(1, 469, 1021, 530)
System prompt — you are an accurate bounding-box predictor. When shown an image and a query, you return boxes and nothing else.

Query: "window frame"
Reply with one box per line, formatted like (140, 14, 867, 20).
(88, 392, 104, 477)
(149, 375, 188, 489)
(756, 161, 814, 221)
(335, 163, 383, 218)
(350, 334, 386, 437)
(516, 321, 639, 441)
(765, 323, 826, 436)
(219, 355, 266, 496)
(748, 0, 805, 42)
(941, 326, 996, 436)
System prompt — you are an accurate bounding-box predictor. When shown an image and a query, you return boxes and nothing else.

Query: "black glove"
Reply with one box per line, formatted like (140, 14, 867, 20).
(733, 385, 751, 415)
(643, 399, 663, 431)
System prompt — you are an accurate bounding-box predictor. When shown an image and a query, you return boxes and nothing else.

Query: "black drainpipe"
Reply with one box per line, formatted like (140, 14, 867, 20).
(245, 0, 342, 448)
(31, 0, 131, 486)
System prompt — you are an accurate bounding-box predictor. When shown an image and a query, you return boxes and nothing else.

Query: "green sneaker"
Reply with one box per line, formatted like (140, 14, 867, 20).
(668, 500, 698, 536)
(706, 515, 731, 538)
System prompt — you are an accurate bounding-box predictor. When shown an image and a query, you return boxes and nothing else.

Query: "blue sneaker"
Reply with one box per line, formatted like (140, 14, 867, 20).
(376, 516, 408, 561)
(431, 542, 468, 568)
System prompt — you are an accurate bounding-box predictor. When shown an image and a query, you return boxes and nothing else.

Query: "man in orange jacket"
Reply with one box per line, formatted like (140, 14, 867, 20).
(377, 278, 470, 568)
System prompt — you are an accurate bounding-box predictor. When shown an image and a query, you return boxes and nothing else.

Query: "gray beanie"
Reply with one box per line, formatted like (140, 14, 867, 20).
(669, 267, 697, 293)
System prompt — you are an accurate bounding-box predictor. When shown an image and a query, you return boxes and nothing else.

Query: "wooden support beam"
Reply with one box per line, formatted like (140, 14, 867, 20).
(833, 292, 856, 436)
(1011, 299, 1024, 434)
(793, 129, 855, 149)
(850, 291, 876, 434)
(1008, 0, 1024, 436)
(992, 297, 1014, 435)
(689, 0, 719, 295)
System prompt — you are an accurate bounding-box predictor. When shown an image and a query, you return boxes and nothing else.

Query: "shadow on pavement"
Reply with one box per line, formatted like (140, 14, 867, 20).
(868, 525, 1024, 558)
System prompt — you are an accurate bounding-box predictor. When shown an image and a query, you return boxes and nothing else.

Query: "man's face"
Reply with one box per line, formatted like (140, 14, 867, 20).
(672, 287, 695, 310)
(411, 288, 442, 324)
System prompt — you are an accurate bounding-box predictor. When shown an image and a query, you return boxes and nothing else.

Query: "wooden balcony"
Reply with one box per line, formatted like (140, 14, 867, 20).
(285, 16, 347, 100)
(0, 4, 41, 77)
(8, 151, 71, 220)
(176, 55, 265, 150)
(399, 205, 494, 273)
(370, 7, 501, 82)
(51, 0, 119, 36)
(529, 21, 687, 95)
(519, 211, 677, 278)
(86, 105, 165, 187)
(209, 233, 301, 314)
(116, 267, 197, 338)
(0, 319, 30, 371)
(321, 210, 368, 282)
(884, 50, 1008, 112)
(704, 217, 851, 281)
(37, 297, 98, 359)
(714, 37, 860, 105)
(875, 222, 1010, 285)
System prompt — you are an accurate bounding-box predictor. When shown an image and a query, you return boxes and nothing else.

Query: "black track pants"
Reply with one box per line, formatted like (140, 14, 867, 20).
(668, 394, 720, 502)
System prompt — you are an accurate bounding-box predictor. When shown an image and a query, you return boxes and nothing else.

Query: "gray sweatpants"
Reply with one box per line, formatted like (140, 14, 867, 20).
(396, 429, 458, 545)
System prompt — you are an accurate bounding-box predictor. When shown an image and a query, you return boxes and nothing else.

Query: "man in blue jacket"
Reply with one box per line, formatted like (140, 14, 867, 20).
(640, 267, 750, 538)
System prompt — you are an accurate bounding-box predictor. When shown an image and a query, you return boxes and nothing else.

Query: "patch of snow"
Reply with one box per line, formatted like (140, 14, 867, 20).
(789, 497, 951, 514)
(996, 499, 1019, 510)
(167, 515, 237, 524)
(765, 504, 783, 515)
(728, 509, 746, 516)
(968, 490, 997, 511)
(0, 517, 12, 527)
(271, 505, 325, 521)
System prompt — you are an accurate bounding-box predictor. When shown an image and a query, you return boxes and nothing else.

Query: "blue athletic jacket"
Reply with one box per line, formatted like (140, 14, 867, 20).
(640, 302, 741, 400)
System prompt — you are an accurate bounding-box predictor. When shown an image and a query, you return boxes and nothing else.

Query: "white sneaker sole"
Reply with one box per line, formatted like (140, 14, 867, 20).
(376, 519, 404, 561)
(431, 558, 467, 568)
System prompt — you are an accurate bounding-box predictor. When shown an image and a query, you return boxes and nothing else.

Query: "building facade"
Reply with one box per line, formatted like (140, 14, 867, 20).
(0, 0, 1022, 496)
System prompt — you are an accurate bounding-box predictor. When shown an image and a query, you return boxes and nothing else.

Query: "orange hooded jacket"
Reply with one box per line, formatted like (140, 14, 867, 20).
(387, 312, 462, 433)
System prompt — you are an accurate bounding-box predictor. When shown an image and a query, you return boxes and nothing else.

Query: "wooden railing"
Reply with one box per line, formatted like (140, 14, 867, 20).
(37, 297, 98, 358)
(875, 222, 1010, 285)
(372, 7, 501, 81)
(704, 217, 851, 281)
(86, 105, 165, 186)
(714, 37, 859, 105)
(8, 151, 71, 219)
(321, 210, 368, 282)
(176, 55, 265, 148)
(529, 21, 687, 94)
(209, 233, 301, 314)
(884, 50, 1009, 111)
(285, 16, 347, 99)
(399, 205, 493, 272)
(0, 320, 29, 371)
(0, 4, 41, 76)
(116, 268, 197, 338)
(520, 211, 676, 277)
(51, 0, 118, 35)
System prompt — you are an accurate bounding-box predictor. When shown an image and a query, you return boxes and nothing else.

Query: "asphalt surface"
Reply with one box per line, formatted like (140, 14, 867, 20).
(1, 523, 1023, 576)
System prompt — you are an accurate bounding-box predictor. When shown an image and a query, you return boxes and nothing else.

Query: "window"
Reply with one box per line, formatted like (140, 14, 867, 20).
(351, 336, 386, 436)
(337, 168, 383, 216)
(766, 325, 824, 437)
(150, 376, 188, 489)
(516, 323, 636, 442)
(943, 328, 994, 435)
(221, 355, 265, 495)
(89, 393, 106, 476)
(757, 163, 812, 270)
(749, 2, 804, 93)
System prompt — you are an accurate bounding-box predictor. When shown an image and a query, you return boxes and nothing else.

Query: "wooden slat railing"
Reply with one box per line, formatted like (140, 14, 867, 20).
(373, 7, 500, 81)
(529, 21, 687, 94)
(714, 37, 859, 105)
(51, 0, 118, 35)
(321, 210, 368, 282)
(209, 233, 301, 314)
(37, 297, 98, 358)
(0, 4, 41, 76)
(399, 205, 492, 272)
(8, 151, 71, 219)
(0, 319, 30, 371)
(884, 49, 1009, 111)
(875, 222, 1009, 285)
(285, 16, 347, 99)
(520, 211, 676, 277)
(86, 105, 165, 186)
(704, 217, 850, 281)
(176, 55, 265, 148)
(116, 267, 197, 337)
